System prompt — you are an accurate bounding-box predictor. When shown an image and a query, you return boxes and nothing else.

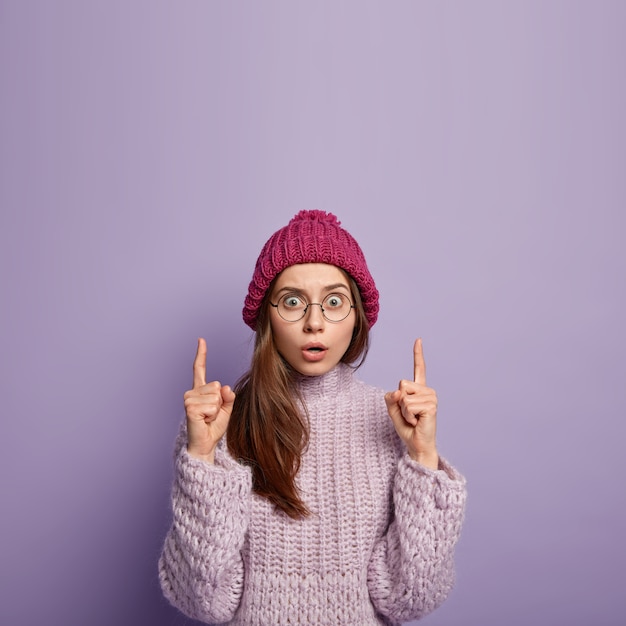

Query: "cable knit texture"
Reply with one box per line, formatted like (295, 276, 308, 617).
(159, 364, 466, 625)
(242, 210, 380, 330)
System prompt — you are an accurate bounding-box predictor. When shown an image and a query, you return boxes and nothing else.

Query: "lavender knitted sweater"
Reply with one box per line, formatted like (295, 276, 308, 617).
(159, 364, 466, 625)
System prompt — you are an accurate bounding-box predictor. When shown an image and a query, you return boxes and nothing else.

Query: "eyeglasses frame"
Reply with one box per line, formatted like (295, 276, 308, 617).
(269, 293, 356, 323)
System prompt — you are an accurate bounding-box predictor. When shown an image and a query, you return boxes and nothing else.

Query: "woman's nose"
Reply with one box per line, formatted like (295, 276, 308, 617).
(303, 303, 325, 330)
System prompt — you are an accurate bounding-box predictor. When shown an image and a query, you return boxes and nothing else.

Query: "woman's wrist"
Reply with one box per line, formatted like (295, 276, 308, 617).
(187, 445, 216, 464)
(408, 448, 439, 470)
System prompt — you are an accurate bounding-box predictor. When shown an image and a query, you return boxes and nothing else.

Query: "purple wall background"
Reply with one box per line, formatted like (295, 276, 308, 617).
(1, 2, 624, 625)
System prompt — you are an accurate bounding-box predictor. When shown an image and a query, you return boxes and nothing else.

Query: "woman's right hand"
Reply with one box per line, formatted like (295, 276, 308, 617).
(183, 338, 235, 463)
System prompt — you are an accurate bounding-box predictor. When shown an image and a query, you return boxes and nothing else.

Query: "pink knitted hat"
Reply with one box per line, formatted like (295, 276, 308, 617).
(243, 210, 379, 330)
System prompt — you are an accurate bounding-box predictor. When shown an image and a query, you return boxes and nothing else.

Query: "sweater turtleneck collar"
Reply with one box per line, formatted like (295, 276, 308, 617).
(295, 362, 355, 399)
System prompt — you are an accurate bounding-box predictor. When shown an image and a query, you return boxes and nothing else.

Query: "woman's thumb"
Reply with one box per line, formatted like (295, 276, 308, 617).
(221, 385, 236, 409)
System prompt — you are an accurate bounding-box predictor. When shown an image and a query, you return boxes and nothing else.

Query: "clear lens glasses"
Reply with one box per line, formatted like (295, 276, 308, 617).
(270, 292, 355, 322)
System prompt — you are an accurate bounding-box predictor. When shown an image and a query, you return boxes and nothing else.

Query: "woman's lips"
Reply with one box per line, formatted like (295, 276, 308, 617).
(301, 343, 328, 362)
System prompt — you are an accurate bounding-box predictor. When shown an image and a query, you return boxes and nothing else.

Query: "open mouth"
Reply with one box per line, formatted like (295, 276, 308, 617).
(303, 343, 327, 352)
(302, 344, 328, 361)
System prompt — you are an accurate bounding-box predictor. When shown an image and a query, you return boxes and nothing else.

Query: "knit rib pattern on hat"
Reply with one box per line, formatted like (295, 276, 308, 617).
(242, 210, 379, 329)
(159, 365, 466, 625)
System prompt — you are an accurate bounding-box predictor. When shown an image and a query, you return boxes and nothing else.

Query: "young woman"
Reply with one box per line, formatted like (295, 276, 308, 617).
(159, 210, 466, 625)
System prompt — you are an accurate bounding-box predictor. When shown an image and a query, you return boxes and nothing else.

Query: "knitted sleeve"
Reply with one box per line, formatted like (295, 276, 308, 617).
(367, 455, 467, 623)
(158, 427, 252, 624)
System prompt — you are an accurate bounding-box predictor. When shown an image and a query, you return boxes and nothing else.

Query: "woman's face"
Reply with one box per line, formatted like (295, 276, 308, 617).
(269, 263, 357, 377)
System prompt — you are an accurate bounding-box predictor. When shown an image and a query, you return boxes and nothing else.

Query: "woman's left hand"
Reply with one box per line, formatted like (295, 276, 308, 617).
(384, 338, 439, 470)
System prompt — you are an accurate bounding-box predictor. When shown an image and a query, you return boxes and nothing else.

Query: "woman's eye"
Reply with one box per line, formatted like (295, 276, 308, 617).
(283, 296, 304, 308)
(325, 295, 344, 308)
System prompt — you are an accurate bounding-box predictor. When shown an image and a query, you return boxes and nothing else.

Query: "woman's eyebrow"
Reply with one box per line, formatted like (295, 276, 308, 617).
(274, 283, 351, 296)
(322, 283, 351, 293)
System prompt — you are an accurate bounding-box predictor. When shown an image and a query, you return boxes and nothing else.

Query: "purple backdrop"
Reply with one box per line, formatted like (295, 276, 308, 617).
(1, 2, 625, 625)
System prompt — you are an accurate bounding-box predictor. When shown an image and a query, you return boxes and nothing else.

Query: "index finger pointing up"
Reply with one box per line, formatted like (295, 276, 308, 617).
(193, 337, 207, 389)
(413, 337, 427, 385)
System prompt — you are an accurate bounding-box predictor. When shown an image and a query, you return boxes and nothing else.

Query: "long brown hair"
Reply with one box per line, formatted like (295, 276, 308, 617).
(227, 274, 370, 519)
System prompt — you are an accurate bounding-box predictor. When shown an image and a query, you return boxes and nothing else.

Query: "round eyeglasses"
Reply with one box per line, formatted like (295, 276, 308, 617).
(269, 292, 355, 323)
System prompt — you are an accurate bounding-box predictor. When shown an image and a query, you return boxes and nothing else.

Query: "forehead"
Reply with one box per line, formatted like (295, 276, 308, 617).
(272, 263, 350, 291)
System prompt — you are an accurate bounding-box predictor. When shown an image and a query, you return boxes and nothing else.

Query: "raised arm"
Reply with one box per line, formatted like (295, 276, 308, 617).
(371, 339, 467, 622)
(159, 339, 250, 623)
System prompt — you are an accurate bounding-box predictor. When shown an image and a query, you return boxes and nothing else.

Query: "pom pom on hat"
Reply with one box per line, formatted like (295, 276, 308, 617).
(243, 210, 379, 330)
